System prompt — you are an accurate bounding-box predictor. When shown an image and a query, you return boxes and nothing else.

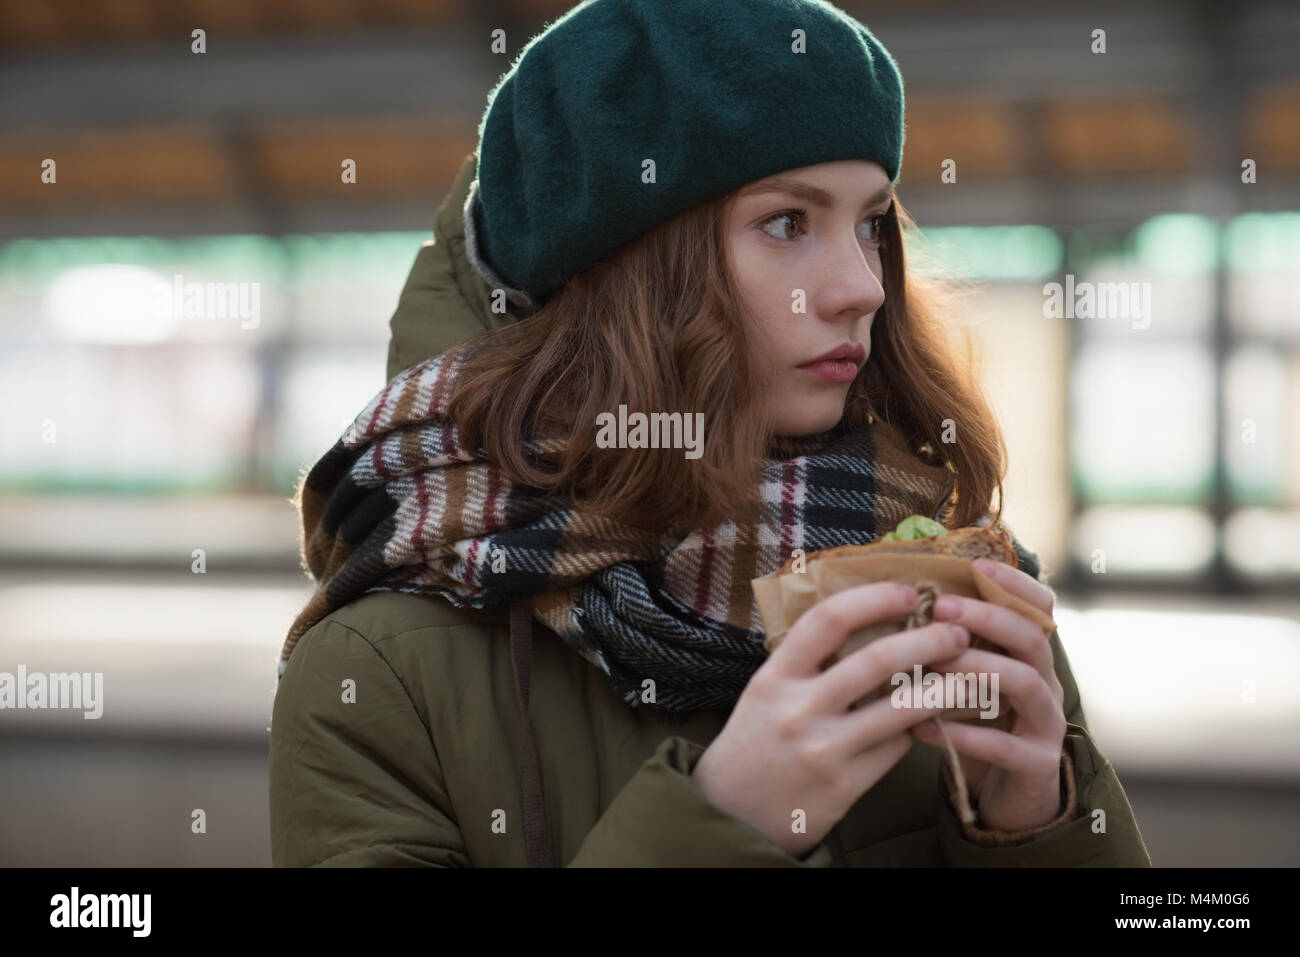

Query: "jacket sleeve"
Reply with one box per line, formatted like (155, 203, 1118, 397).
(934, 627, 1153, 866)
(269, 617, 472, 867)
(568, 735, 834, 867)
(270, 616, 832, 867)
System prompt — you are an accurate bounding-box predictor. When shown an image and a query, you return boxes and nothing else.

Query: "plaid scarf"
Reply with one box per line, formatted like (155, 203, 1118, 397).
(280, 348, 959, 715)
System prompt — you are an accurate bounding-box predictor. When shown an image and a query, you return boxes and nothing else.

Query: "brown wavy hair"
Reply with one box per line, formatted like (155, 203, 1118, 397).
(442, 190, 1008, 536)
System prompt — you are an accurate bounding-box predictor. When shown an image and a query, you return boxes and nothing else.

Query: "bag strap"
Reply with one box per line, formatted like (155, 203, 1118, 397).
(509, 597, 554, 867)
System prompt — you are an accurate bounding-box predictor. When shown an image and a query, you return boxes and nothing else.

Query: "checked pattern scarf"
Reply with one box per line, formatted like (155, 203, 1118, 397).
(280, 348, 959, 715)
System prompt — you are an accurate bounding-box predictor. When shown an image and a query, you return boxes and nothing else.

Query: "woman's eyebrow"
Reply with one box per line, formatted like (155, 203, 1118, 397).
(738, 176, 894, 210)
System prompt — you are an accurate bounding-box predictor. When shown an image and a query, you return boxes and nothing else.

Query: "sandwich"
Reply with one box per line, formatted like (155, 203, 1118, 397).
(769, 513, 1019, 575)
(751, 514, 1057, 721)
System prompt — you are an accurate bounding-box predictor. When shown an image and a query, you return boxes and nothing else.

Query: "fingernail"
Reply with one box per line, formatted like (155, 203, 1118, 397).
(935, 595, 961, 617)
(915, 720, 938, 735)
(952, 625, 969, 646)
(973, 558, 996, 574)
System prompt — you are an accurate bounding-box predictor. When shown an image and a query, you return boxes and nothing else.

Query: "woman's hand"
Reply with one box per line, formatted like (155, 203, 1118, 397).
(913, 558, 1068, 832)
(692, 582, 973, 859)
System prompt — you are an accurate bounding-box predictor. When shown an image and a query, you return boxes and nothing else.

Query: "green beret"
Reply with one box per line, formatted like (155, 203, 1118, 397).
(467, 0, 906, 307)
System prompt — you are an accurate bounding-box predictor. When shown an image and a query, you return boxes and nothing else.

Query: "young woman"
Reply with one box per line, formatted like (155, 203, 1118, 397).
(269, 0, 1151, 867)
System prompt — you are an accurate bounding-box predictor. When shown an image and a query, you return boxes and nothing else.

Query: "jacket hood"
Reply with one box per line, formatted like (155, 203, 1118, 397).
(384, 150, 539, 381)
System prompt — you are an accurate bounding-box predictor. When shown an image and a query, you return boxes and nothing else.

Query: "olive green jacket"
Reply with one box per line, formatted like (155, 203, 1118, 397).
(267, 153, 1153, 867)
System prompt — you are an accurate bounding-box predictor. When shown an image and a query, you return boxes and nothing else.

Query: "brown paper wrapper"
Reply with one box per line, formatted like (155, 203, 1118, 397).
(751, 551, 1058, 825)
(752, 553, 1056, 723)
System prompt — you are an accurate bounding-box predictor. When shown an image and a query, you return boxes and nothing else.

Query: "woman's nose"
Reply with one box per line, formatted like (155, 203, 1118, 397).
(817, 241, 885, 320)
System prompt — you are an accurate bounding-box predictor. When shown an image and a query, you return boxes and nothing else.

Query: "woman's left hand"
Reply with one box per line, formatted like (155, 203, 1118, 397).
(912, 558, 1067, 832)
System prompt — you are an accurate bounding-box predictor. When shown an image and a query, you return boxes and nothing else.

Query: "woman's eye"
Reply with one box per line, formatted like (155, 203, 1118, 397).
(759, 209, 887, 244)
(760, 210, 804, 241)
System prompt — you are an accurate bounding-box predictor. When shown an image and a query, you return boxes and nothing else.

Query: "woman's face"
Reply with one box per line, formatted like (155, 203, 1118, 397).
(725, 159, 892, 437)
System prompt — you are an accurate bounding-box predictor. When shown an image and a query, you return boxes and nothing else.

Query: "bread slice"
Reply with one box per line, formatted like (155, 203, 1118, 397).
(773, 524, 1017, 576)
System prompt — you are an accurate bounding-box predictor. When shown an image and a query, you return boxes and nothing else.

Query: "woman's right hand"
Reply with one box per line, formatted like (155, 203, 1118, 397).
(691, 582, 970, 859)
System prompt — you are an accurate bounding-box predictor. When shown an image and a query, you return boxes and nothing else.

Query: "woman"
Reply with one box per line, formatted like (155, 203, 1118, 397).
(269, 0, 1151, 866)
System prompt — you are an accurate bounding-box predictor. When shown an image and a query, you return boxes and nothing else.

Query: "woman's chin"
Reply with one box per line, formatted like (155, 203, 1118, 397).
(770, 401, 847, 438)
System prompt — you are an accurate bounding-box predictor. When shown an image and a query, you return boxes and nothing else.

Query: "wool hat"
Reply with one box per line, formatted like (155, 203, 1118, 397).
(465, 0, 906, 310)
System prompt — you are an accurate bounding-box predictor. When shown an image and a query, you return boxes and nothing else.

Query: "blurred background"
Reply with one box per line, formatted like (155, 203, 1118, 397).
(1, 0, 1297, 867)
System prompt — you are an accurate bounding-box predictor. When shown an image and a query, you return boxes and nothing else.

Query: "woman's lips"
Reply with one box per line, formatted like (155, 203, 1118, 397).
(796, 342, 866, 382)
(797, 358, 862, 382)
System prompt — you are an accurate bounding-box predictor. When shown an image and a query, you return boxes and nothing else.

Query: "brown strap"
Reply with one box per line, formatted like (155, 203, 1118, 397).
(509, 597, 554, 867)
